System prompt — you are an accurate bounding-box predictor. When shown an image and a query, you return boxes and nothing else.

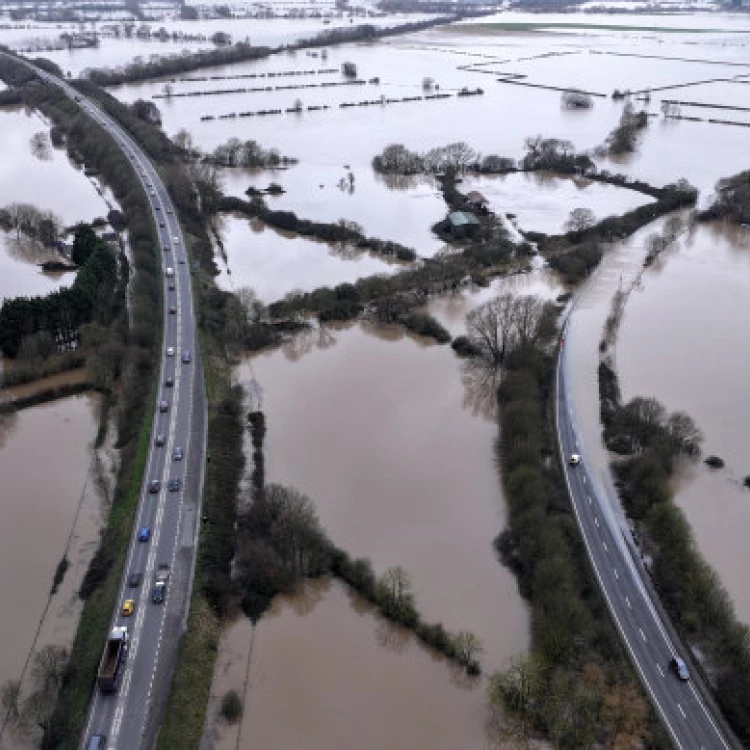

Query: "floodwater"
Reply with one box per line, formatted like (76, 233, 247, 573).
(617, 222, 750, 626)
(203, 582, 498, 750)
(0, 105, 112, 301)
(460, 171, 653, 235)
(0, 395, 103, 719)
(214, 213, 396, 301)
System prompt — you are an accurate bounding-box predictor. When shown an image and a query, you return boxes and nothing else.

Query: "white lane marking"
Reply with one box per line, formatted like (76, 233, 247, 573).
(613, 568, 618, 580)
(587, 495, 592, 504)
(582, 475, 587, 485)
(657, 663, 665, 678)
(625, 596, 632, 609)
(603, 541, 608, 553)
(677, 703, 686, 719)
(594, 516, 599, 528)
(639, 628, 647, 643)
(554, 356, 685, 750)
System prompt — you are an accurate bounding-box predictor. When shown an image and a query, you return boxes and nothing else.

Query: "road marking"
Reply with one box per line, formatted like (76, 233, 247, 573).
(613, 567, 618, 580)
(603, 541, 608, 553)
(677, 703, 686, 719)
(594, 516, 599, 527)
(657, 663, 665, 677)
(587, 495, 592, 504)
(639, 628, 647, 642)
(582, 475, 587, 485)
(625, 596, 632, 609)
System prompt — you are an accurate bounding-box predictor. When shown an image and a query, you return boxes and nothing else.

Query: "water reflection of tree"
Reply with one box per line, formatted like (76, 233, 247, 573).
(30, 131, 51, 161)
(375, 618, 410, 654)
(0, 404, 19, 449)
(281, 324, 338, 362)
(6, 235, 57, 265)
(461, 359, 499, 421)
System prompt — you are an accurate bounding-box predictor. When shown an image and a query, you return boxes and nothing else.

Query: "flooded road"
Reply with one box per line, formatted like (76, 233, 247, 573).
(617, 222, 750, 626)
(0, 394, 102, 701)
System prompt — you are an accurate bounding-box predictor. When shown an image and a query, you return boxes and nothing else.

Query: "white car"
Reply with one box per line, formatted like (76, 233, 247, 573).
(166, 346, 175, 357)
(173, 236, 180, 244)
(569, 454, 581, 465)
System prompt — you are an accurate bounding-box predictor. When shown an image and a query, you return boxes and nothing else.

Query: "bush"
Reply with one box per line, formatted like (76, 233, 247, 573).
(704, 455, 724, 469)
(220, 690, 243, 723)
(400, 312, 451, 343)
(451, 335, 480, 358)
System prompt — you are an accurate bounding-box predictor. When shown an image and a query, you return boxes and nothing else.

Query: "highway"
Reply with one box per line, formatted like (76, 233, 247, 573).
(11, 59, 208, 749)
(556, 320, 735, 750)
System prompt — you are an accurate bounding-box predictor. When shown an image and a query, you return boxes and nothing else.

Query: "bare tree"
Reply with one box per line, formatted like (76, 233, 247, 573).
(451, 631, 483, 667)
(561, 89, 593, 110)
(564, 207, 596, 233)
(376, 566, 416, 620)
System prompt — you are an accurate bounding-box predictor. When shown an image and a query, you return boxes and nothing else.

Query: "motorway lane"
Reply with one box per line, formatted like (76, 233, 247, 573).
(10, 61, 207, 749)
(556, 323, 733, 750)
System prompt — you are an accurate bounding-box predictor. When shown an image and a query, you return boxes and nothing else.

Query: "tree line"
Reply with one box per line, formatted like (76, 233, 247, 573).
(600, 361, 750, 744)
(0, 202, 61, 247)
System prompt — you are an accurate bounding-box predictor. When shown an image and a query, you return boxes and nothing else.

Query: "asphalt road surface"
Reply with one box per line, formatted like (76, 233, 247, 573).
(556, 321, 735, 750)
(9, 59, 208, 750)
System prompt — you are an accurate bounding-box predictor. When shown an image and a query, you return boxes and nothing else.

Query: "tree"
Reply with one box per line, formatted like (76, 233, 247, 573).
(71, 222, 99, 266)
(565, 207, 596, 233)
(665, 411, 703, 458)
(562, 89, 593, 109)
(1, 679, 21, 725)
(451, 631, 483, 668)
(375, 566, 416, 622)
(466, 294, 550, 370)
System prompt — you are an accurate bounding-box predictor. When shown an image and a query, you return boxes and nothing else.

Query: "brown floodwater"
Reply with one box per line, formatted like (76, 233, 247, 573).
(616, 221, 750, 625)
(0, 394, 102, 701)
(203, 581, 501, 750)
(0, 106, 112, 300)
(213, 212, 396, 301)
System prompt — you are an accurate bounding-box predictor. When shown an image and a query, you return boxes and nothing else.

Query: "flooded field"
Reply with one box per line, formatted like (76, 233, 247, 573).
(0, 105, 111, 300)
(0, 394, 102, 703)
(203, 582, 498, 750)
(461, 171, 653, 235)
(617, 222, 750, 626)
(214, 213, 396, 300)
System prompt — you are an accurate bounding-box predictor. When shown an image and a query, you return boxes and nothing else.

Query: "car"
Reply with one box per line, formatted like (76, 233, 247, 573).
(182, 350, 192, 364)
(159, 399, 168, 413)
(166, 207, 173, 214)
(127, 572, 142, 588)
(138, 527, 151, 542)
(165, 267, 174, 277)
(167, 346, 175, 357)
(168, 281, 176, 291)
(86, 735, 106, 750)
(149, 479, 161, 493)
(121, 599, 135, 617)
(155, 434, 166, 446)
(159, 221, 166, 228)
(173, 446, 183, 461)
(173, 236, 179, 243)
(671, 656, 690, 681)
(569, 453, 581, 465)
(165, 376, 174, 388)
(150, 189, 156, 195)
(152, 585, 165, 604)
(168, 478, 182, 492)
(154, 205, 161, 211)
(163, 245, 171, 252)
(169, 305, 177, 314)
(179, 256, 186, 264)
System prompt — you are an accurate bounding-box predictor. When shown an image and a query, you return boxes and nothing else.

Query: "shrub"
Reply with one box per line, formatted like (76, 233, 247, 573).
(220, 690, 243, 723)
(704, 455, 724, 469)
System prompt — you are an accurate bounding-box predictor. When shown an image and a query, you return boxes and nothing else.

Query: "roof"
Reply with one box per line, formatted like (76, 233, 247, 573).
(466, 191, 488, 204)
(448, 211, 480, 227)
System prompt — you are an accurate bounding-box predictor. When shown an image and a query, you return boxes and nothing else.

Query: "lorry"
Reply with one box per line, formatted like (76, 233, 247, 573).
(152, 564, 170, 604)
(97, 626, 129, 693)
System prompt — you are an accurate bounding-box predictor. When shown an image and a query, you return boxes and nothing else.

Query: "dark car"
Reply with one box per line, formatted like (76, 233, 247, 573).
(173, 446, 183, 461)
(155, 434, 166, 447)
(169, 305, 177, 315)
(671, 656, 690, 681)
(152, 586, 165, 604)
(149, 479, 161, 493)
(168, 281, 176, 291)
(163, 245, 171, 253)
(164, 376, 174, 388)
(159, 221, 166, 228)
(138, 527, 151, 542)
(181, 350, 192, 364)
(168, 478, 182, 492)
(159, 399, 168, 413)
(127, 571, 142, 588)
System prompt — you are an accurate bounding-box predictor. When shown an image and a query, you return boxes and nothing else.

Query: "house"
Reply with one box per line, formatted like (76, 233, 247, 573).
(446, 211, 480, 239)
(465, 191, 488, 211)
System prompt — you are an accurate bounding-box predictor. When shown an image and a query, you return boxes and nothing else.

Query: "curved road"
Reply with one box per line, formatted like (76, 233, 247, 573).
(11, 59, 208, 750)
(556, 320, 735, 750)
